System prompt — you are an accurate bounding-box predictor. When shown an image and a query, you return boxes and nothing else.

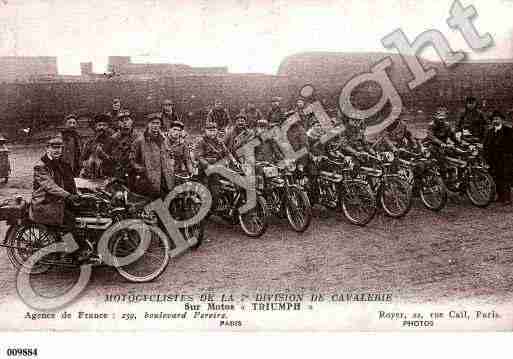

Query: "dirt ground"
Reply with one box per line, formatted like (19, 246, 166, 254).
(1, 135, 513, 306)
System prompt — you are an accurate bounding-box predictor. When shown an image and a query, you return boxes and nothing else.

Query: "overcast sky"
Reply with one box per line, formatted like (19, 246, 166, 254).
(0, 0, 512, 75)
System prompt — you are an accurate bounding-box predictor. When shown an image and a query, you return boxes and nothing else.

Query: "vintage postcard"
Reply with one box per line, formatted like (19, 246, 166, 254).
(0, 0, 512, 341)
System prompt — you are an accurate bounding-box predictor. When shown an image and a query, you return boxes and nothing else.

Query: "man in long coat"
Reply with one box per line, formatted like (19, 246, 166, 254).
(130, 113, 175, 198)
(483, 110, 513, 204)
(61, 113, 82, 177)
(30, 134, 78, 226)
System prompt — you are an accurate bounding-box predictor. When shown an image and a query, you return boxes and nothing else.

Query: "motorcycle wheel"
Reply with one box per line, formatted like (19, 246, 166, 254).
(380, 176, 412, 218)
(340, 181, 377, 226)
(112, 224, 170, 283)
(5, 223, 56, 274)
(419, 175, 447, 211)
(466, 169, 494, 208)
(238, 195, 269, 237)
(170, 196, 204, 251)
(284, 187, 312, 233)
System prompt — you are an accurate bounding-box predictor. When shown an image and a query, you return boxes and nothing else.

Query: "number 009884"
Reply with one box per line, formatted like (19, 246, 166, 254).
(6, 348, 38, 357)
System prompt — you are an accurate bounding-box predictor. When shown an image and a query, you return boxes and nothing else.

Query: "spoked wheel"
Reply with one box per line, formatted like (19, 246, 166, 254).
(466, 169, 494, 208)
(380, 176, 412, 218)
(340, 181, 377, 226)
(111, 224, 170, 283)
(5, 223, 58, 274)
(169, 195, 205, 250)
(284, 187, 312, 233)
(238, 195, 269, 237)
(419, 175, 447, 211)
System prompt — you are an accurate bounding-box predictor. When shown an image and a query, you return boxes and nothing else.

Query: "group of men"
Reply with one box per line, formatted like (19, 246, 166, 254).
(30, 93, 513, 237)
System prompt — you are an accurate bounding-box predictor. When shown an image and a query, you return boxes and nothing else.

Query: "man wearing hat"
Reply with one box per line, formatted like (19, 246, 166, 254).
(130, 112, 174, 198)
(80, 114, 115, 179)
(239, 102, 263, 130)
(30, 134, 79, 227)
(254, 119, 283, 163)
(107, 98, 122, 132)
(166, 120, 193, 176)
(160, 99, 182, 132)
(223, 114, 255, 155)
(483, 110, 513, 204)
(107, 109, 139, 185)
(427, 107, 460, 147)
(206, 99, 231, 131)
(377, 116, 419, 152)
(267, 96, 285, 127)
(61, 113, 82, 176)
(195, 121, 229, 209)
(456, 96, 488, 141)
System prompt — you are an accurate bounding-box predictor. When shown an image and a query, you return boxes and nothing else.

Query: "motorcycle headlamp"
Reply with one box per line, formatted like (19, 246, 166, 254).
(344, 156, 355, 170)
(111, 190, 127, 207)
(382, 151, 394, 163)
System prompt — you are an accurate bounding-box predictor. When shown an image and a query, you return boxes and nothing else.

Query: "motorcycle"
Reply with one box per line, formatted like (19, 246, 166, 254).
(395, 146, 448, 211)
(356, 150, 413, 218)
(257, 159, 312, 232)
(206, 156, 270, 237)
(0, 183, 170, 283)
(169, 172, 206, 250)
(434, 142, 494, 207)
(308, 150, 377, 226)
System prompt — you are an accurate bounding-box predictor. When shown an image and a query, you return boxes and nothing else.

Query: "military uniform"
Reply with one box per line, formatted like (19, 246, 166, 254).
(61, 128, 82, 177)
(456, 108, 488, 140)
(242, 108, 263, 129)
(30, 139, 77, 226)
(80, 130, 115, 179)
(427, 120, 458, 145)
(107, 129, 139, 182)
(167, 136, 193, 176)
(196, 134, 228, 168)
(207, 108, 231, 130)
(267, 106, 284, 127)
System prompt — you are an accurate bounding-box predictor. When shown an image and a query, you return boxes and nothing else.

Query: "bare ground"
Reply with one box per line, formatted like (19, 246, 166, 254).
(1, 140, 513, 306)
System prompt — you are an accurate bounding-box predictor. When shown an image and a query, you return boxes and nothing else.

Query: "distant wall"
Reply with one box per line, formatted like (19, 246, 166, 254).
(0, 74, 298, 139)
(0, 56, 58, 83)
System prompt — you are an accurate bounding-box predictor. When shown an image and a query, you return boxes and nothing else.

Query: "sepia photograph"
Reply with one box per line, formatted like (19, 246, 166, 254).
(0, 0, 513, 341)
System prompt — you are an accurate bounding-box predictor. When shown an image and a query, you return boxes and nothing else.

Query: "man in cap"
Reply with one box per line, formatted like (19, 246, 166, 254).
(240, 102, 263, 130)
(61, 113, 82, 176)
(456, 96, 488, 141)
(30, 134, 79, 227)
(160, 99, 182, 131)
(426, 107, 460, 147)
(223, 114, 255, 156)
(107, 98, 122, 132)
(483, 110, 513, 204)
(30, 134, 101, 262)
(267, 96, 284, 127)
(80, 114, 115, 179)
(195, 121, 229, 209)
(254, 119, 283, 163)
(166, 120, 193, 176)
(107, 109, 139, 186)
(130, 112, 174, 198)
(206, 99, 231, 131)
(377, 116, 419, 153)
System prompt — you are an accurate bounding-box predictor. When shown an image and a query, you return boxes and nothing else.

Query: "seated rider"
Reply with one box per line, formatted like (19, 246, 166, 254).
(254, 119, 284, 164)
(223, 114, 255, 158)
(30, 134, 95, 262)
(195, 121, 230, 209)
(377, 116, 420, 153)
(166, 120, 194, 177)
(426, 107, 463, 182)
(426, 107, 461, 148)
